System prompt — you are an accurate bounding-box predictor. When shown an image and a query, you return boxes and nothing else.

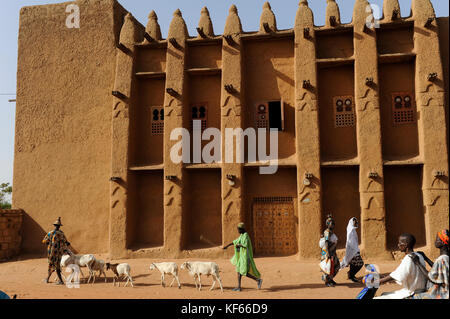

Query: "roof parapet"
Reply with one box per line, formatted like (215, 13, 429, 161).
(353, 0, 374, 31)
(143, 10, 162, 43)
(412, 0, 436, 27)
(259, 2, 277, 33)
(197, 6, 215, 38)
(168, 8, 189, 41)
(295, 0, 314, 28)
(383, 0, 401, 22)
(119, 13, 141, 46)
(224, 4, 243, 36)
(325, 0, 341, 27)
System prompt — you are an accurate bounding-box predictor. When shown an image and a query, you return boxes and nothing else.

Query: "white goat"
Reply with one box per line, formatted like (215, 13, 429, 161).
(149, 262, 181, 289)
(106, 263, 134, 287)
(60, 253, 94, 281)
(180, 261, 223, 292)
(86, 258, 107, 284)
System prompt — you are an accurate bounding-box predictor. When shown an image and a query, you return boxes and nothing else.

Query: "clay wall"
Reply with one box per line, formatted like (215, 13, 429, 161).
(321, 167, 361, 250)
(187, 43, 222, 69)
(243, 39, 295, 161)
(187, 73, 222, 162)
(318, 65, 357, 161)
(13, 0, 127, 254)
(376, 23, 414, 54)
(384, 166, 426, 248)
(130, 78, 165, 166)
(438, 18, 449, 158)
(127, 171, 164, 249)
(184, 169, 222, 249)
(316, 29, 354, 59)
(379, 62, 419, 159)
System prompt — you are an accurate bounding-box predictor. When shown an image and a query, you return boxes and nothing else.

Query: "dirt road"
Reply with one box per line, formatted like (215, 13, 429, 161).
(0, 255, 401, 299)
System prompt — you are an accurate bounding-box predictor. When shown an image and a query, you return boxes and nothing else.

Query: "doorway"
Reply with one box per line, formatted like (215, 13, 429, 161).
(252, 197, 296, 256)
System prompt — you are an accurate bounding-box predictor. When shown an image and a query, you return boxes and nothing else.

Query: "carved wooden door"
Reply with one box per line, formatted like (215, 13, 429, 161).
(253, 197, 296, 256)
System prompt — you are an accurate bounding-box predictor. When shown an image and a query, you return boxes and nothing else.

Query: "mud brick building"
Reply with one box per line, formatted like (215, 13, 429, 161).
(13, 0, 448, 260)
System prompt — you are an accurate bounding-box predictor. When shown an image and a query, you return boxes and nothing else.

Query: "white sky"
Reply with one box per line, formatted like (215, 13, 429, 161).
(0, 0, 448, 189)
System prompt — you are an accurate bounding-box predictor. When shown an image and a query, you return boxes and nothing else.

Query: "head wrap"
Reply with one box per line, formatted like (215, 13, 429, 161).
(438, 229, 449, 245)
(325, 214, 334, 227)
(341, 217, 360, 268)
(237, 222, 245, 229)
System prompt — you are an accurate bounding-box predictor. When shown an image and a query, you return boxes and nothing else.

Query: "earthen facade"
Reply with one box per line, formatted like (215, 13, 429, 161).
(13, 0, 449, 260)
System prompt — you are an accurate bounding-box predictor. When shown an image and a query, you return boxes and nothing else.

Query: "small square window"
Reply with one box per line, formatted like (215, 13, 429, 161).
(256, 103, 269, 129)
(391, 92, 415, 125)
(333, 96, 355, 128)
(190, 104, 208, 131)
(151, 106, 164, 135)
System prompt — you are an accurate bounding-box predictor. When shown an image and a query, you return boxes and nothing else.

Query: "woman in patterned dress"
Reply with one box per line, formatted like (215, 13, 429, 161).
(411, 229, 449, 299)
(340, 217, 364, 282)
(319, 215, 340, 287)
(42, 217, 71, 285)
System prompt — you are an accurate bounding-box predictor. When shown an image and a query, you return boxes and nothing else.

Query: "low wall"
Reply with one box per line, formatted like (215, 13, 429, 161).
(0, 210, 23, 261)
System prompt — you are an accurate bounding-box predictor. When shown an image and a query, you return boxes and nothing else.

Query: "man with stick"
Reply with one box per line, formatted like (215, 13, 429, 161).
(42, 217, 71, 285)
(223, 222, 263, 291)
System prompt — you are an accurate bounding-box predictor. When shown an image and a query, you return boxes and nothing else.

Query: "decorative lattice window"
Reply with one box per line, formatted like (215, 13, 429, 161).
(392, 92, 415, 125)
(190, 104, 207, 131)
(333, 96, 355, 128)
(254, 101, 284, 131)
(256, 103, 269, 129)
(151, 106, 164, 135)
(254, 197, 293, 203)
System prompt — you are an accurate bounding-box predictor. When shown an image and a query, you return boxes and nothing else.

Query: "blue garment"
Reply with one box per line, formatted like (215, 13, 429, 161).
(356, 287, 378, 299)
(0, 290, 11, 299)
(356, 268, 379, 299)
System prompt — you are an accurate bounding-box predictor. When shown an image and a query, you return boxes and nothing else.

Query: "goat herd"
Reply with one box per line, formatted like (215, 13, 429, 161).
(60, 253, 224, 291)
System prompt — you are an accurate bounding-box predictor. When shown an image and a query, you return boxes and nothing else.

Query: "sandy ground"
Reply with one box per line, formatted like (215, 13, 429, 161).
(0, 255, 403, 299)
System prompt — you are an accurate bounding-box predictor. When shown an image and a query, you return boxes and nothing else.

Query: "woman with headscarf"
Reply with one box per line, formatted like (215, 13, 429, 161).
(319, 214, 340, 287)
(340, 217, 364, 282)
(410, 229, 449, 299)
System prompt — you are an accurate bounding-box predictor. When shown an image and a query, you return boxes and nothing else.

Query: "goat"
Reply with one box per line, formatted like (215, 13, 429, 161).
(180, 261, 223, 292)
(149, 262, 181, 289)
(106, 263, 134, 287)
(60, 252, 94, 281)
(86, 258, 107, 284)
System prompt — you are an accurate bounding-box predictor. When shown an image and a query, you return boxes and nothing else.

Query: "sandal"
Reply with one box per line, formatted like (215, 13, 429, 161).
(257, 279, 263, 290)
